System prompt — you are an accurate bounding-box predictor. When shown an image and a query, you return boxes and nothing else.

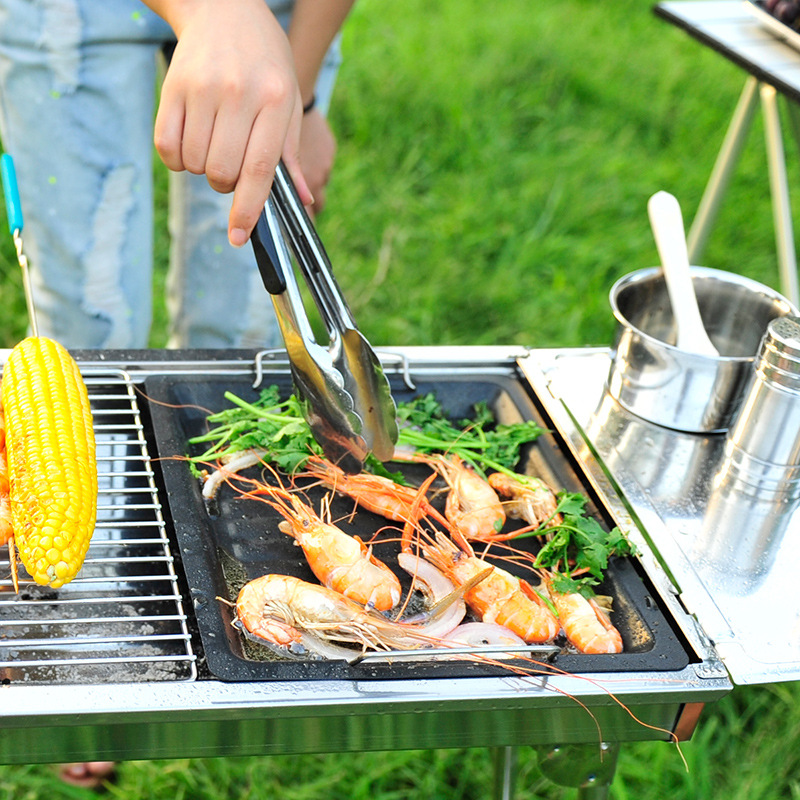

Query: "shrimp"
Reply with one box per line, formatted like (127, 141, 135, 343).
(0, 450, 12, 546)
(301, 455, 450, 530)
(541, 572, 623, 655)
(421, 530, 559, 643)
(0, 400, 18, 592)
(487, 471, 562, 530)
(252, 481, 402, 611)
(235, 573, 452, 654)
(426, 454, 506, 541)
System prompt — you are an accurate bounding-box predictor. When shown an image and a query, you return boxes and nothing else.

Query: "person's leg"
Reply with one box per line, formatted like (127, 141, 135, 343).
(0, 0, 172, 348)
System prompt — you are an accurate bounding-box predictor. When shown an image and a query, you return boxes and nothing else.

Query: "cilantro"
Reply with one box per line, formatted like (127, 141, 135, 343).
(395, 393, 545, 474)
(530, 491, 638, 595)
(187, 388, 323, 471)
(188, 387, 545, 479)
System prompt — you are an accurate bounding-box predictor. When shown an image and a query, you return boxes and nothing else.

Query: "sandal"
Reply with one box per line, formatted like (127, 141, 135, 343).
(57, 762, 117, 790)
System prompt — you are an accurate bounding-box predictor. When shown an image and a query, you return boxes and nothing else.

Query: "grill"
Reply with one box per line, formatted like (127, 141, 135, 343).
(2, 345, 768, 787)
(0, 368, 195, 684)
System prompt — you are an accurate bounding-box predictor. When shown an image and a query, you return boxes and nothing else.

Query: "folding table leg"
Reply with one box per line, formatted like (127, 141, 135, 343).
(761, 83, 800, 307)
(491, 746, 518, 800)
(687, 76, 760, 264)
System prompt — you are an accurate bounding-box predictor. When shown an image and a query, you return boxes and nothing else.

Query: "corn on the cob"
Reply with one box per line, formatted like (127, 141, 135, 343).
(1, 337, 97, 588)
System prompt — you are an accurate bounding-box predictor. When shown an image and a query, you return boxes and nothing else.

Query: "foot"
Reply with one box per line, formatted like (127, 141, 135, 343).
(58, 762, 116, 789)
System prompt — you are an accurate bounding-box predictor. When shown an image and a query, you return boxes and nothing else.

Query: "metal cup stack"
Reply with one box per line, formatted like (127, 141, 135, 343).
(696, 316, 800, 586)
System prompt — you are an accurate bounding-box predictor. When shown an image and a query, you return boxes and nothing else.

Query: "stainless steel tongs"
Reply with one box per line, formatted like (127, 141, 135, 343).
(250, 162, 398, 473)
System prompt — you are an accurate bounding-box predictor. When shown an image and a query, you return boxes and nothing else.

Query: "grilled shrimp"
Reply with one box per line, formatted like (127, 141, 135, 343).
(0, 450, 11, 547)
(426, 454, 505, 541)
(541, 572, 623, 654)
(421, 530, 559, 643)
(487, 472, 562, 530)
(254, 483, 401, 611)
(235, 573, 449, 653)
(301, 455, 450, 529)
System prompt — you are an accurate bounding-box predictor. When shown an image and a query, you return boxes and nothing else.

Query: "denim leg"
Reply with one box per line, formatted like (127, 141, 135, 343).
(0, 0, 173, 348)
(165, 169, 286, 349)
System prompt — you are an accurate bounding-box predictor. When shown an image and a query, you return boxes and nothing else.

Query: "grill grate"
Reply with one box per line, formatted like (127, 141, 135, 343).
(0, 368, 196, 684)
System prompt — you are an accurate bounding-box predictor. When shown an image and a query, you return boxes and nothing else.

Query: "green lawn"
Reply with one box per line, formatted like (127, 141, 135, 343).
(2, 0, 800, 797)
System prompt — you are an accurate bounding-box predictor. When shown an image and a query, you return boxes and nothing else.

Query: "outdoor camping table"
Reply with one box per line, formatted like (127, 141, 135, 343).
(654, 0, 800, 306)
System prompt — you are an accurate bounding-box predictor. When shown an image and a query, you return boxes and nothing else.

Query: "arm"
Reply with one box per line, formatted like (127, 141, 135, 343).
(288, 0, 357, 212)
(289, 0, 356, 109)
(140, 0, 312, 246)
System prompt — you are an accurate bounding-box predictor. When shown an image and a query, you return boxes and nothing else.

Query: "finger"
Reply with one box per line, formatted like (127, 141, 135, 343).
(282, 110, 314, 208)
(311, 185, 326, 215)
(227, 110, 285, 247)
(204, 105, 250, 195)
(180, 96, 217, 176)
(153, 86, 187, 173)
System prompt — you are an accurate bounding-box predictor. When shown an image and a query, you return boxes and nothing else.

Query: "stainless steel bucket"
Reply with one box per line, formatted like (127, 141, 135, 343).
(607, 266, 797, 433)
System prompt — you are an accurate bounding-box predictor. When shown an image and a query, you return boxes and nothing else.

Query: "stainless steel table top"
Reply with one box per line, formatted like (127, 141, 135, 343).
(525, 347, 800, 686)
(655, 1, 800, 102)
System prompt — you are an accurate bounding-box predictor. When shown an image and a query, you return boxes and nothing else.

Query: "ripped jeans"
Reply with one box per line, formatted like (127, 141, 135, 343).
(0, 0, 340, 349)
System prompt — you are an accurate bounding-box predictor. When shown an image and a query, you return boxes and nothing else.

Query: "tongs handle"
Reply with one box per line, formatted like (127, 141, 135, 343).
(271, 162, 355, 333)
(251, 202, 287, 295)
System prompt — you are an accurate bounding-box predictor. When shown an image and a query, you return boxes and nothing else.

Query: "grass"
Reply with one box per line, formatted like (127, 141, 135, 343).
(2, 0, 800, 796)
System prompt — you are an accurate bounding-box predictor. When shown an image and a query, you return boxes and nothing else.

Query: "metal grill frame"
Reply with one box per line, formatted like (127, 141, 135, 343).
(0, 367, 196, 684)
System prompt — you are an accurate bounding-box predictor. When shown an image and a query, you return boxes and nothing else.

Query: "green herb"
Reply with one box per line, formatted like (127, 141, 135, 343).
(189, 387, 546, 478)
(526, 492, 637, 596)
(395, 393, 546, 474)
(188, 387, 323, 474)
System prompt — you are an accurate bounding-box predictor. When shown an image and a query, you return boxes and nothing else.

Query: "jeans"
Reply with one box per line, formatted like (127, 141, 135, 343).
(0, 0, 341, 348)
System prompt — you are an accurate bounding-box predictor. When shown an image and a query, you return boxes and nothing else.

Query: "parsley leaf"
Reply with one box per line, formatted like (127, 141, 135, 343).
(395, 392, 546, 473)
(531, 491, 637, 594)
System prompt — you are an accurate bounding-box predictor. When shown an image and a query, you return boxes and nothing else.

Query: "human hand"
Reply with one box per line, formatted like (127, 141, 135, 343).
(149, 0, 313, 246)
(298, 108, 337, 215)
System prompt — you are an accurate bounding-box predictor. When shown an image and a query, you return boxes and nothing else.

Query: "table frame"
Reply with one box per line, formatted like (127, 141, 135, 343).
(655, 0, 800, 306)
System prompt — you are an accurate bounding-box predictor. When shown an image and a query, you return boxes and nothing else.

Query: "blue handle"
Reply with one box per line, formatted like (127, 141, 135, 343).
(1, 153, 23, 235)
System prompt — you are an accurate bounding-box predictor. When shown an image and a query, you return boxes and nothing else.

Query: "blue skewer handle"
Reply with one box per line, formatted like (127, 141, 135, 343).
(1, 153, 24, 235)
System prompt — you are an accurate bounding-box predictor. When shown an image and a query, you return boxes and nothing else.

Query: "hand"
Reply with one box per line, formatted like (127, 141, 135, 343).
(299, 108, 337, 215)
(149, 0, 313, 246)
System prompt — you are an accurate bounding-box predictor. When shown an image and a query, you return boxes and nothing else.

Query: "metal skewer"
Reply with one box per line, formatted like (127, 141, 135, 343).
(1, 154, 38, 336)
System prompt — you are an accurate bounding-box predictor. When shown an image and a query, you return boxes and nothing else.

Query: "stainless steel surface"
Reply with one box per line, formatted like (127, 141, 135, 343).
(607, 265, 796, 432)
(251, 200, 368, 472)
(0, 346, 730, 765)
(727, 314, 800, 466)
(0, 367, 195, 684)
(526, 347, 800, 685)
(271, 162, 398, 462)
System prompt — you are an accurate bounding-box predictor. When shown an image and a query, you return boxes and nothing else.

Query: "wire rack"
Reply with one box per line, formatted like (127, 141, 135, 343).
(0, 368, 196, 684)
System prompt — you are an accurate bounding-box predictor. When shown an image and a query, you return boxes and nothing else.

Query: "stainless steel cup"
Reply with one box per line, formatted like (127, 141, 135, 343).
(727, 315, 800, 467)
(696, 316, 800, 586)
(607, 267, 798, 433)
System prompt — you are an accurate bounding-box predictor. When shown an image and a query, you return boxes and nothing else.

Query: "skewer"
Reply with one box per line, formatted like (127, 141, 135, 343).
(348, 643, 561, 666)
(1, 153, 39, 336)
